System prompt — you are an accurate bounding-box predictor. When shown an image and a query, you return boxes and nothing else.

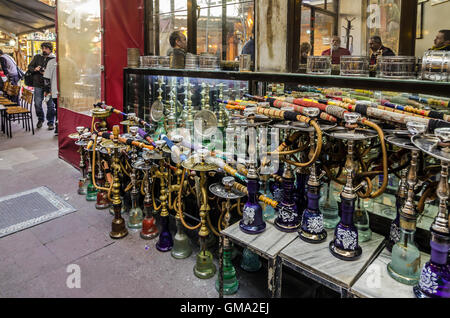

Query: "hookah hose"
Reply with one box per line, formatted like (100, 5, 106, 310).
(232, 182, 278, 209)
(176, 168, 202, 230)
(379, 100, 450, 122)
(137, 128, 157, 147)
(341, 98, 432, 120)
(241, 94, 338, 123)
(95, 103, 157, 145)
(159, 134, 187, 162)
(256, 107, 323, 168)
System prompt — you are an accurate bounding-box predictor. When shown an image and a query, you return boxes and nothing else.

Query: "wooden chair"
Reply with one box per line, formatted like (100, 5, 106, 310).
(4, 87, 34, 138)
(0, 82, 19, 106)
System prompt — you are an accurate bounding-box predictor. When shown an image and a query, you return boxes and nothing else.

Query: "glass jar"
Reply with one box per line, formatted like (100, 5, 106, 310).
(340, 56, 370, 77)
(307, 56, 332, 75)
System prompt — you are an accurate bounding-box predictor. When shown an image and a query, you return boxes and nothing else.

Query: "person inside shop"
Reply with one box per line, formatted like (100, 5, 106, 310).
(321, 35, 351, 65)
(168, 30, 187, 69)
(43, 55, 58, 136)
(431, 29, 450, 51)
(0, 49, 22, 103)
(27, 42, 56, 130)
(300, 42, 312, 64)
(369, 36, 396, 65)
(241, 26, 255, 65)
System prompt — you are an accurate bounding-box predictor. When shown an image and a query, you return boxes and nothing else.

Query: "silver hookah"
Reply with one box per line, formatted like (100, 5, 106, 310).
(166, 77, 177, 132)
(180, 78, 190, 127)
(217, 83, 228, 129)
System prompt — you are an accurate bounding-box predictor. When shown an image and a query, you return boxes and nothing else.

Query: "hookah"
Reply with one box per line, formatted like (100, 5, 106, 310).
(166, 77, 178, 133)
(85, 137, 98, 202)
(152, 76, 166, 137)
(239, 126, 266, 234)
(412, 127, 450, 298)
(180, 148, 219, 279)
(327, 113, 378, 261)
(387, 122, 426, 285)
(170, 136, 193, 259)
(296, 108, 329, 243)
(92, 124, 156, 239)
(126, 126, 144, 229)
(179, 78, 190, 129)
(384, 132, 415, 252)
(103, 126, 129, 239)
(69, 126, 89, 195)
(138, 148, 161, 240)
(210, 176, 245, 295)
(259, 128, 277, 221)
(94, 136, 110, 210)
(217, 83, 228, 132)
(154, 139, 174, 252)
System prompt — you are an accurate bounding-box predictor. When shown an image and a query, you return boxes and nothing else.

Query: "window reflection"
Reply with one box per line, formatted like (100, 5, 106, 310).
(57, 0, 102, 114)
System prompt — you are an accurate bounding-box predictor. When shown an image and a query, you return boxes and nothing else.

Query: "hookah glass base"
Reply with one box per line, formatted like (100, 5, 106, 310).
(329, 241, 362, 261)
(194, 250, 217, 279)
(240, 248, 262, 272)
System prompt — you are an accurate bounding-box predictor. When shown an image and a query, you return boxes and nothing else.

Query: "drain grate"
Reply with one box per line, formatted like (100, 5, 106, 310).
(0, 186, 76, 238)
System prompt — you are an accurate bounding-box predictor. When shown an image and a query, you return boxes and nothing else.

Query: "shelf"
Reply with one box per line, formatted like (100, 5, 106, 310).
(124, 68, 450, 98)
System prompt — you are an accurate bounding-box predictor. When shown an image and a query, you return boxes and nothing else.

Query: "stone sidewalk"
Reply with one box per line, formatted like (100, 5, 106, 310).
(0, 121, 337, 298)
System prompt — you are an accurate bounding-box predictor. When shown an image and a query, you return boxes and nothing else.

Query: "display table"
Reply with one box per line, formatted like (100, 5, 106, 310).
(218, 221, 298, 298)
(350, 247, 431, 298)
(279, 229, 386, 297)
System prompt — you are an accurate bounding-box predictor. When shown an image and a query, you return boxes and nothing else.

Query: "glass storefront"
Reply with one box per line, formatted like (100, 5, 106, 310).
(57, 0, 102, 114)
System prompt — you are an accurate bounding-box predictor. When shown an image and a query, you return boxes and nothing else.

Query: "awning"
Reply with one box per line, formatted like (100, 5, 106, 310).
(0, 0, 55, 36)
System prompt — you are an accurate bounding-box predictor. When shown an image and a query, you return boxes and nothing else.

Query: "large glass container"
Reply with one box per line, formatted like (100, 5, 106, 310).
(378, 56, 416, 79)
(340, 56, 370, 77)
(307, 56, 332, 75)
(421, 50, 450, 82)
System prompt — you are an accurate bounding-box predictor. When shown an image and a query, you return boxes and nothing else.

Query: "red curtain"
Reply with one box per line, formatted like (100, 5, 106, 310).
(58, 0, 145, 167)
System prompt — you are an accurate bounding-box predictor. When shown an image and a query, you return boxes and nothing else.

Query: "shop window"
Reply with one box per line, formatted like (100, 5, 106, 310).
(150, 0, 254, 61)
(57, 0, 102, 114)
(153, 0, 188, 57)
(365, 0, 401, 55)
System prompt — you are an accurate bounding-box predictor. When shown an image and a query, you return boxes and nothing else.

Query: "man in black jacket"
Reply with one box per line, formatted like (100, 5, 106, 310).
(369, 36, 396, 65)
(27, 42, 56, 130)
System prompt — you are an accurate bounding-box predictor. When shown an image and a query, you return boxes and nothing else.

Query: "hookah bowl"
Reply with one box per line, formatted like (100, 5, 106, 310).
(412, 128, 450, 297)
(274, 165, 301, 233)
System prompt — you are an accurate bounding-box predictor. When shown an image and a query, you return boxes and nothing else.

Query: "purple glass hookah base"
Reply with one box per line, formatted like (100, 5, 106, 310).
(329, 196, 362, 261)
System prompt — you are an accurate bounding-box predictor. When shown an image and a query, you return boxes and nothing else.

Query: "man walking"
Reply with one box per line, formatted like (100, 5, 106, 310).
(27, 42, 56, 130)
(44, 56, 58, 135)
